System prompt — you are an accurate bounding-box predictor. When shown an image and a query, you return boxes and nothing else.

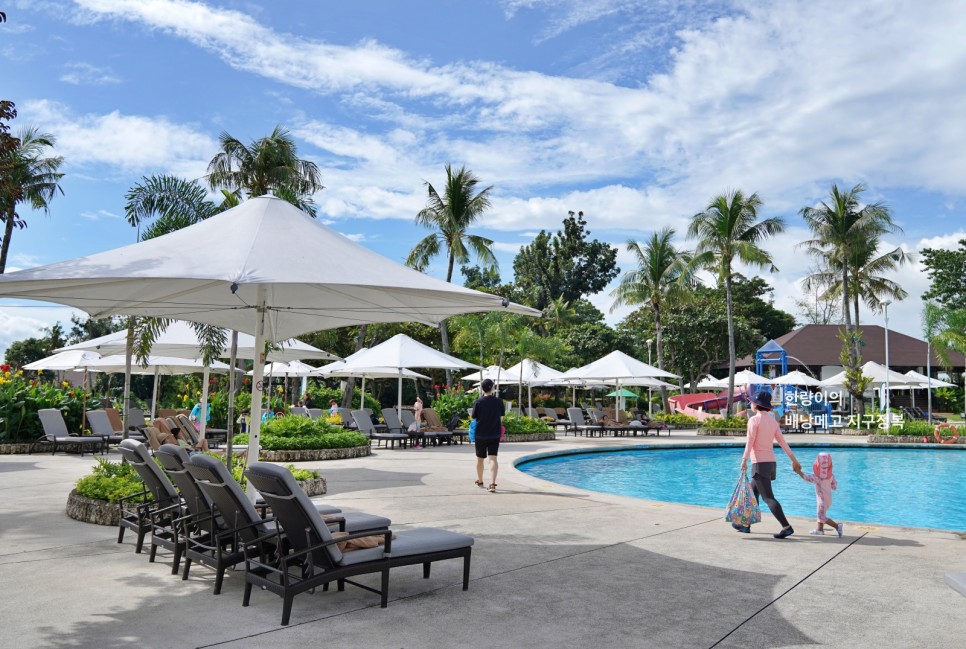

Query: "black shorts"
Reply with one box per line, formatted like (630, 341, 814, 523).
(475, 439, 499, 458)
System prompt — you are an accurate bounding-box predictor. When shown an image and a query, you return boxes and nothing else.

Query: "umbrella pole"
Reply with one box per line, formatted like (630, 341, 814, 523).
(360, 376, 366, 409)
(122, 322, 134, 439)
(226, 329, 238, 467)
(397, 369, 403, 413)
(81, 368, 88, 436)
(246, 287, 267, 500)
(200, 365, 210, 440)
(151, 366, 160, 420)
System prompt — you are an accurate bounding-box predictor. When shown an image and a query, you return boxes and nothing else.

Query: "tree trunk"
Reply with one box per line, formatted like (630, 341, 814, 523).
(122, 319, 134, 440)
(0, 209, 15, 274)
(725, 271, 736, 418)
(655, 303, 669, 413)
(341, 325, 366, 409)
(439, 321, 452, 388)
(841, 265, 864, 414)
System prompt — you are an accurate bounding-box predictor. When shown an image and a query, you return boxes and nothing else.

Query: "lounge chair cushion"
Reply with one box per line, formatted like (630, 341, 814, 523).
(337, 527, 474, 566)
(326, 512, 391, 533)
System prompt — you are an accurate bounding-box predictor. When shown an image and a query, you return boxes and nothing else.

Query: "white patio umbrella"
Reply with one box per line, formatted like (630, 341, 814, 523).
(0, 196, 537, 486)
(315, 351, 431, 409)
(903, 370, 956, 389)
(86, 354, 240, 422)
(769, 370, 821, 387)
(695, 375, 727, 390)
(24, 350, 103, 433)
(460, 365, 509, 384)
(566, 350, 678, 411)
(503, 359, 564, 412)
(731, 369, 772, 386)
(339, 333, 479, 412)
(820, 361, 910, 388)
(57, 320, 339, 433)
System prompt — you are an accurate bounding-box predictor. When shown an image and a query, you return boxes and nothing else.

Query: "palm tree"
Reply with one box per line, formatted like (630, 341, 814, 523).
(406, 164, 498, 385)
(206, 125, 323, 215)
(0, 127, 64, 273)
(125, 174, 226, 240)
(800, 183, 900, 412)
(611, 227, 695, 412)
(803, 238, 909, 328)
(688, 190, 784, 416)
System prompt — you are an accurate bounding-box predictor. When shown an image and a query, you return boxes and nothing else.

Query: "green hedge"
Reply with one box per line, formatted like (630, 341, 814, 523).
(502, 411, 552, 434)
(233, 414, 367, 451)
(699, 416, 748, 430)
(887, 421, 962, 436)
(654, 413, 699, 426)
(0, 369, 94, 443)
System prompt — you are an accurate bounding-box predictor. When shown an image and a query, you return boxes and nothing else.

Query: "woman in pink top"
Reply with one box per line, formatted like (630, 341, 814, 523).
(737, 391, 803, 538)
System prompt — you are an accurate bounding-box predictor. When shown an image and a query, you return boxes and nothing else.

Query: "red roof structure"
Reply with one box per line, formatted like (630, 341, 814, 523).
(735, 324, 965, 372)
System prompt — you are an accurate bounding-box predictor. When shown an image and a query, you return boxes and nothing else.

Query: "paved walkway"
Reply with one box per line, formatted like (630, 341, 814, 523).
(1, 431, 963, 648)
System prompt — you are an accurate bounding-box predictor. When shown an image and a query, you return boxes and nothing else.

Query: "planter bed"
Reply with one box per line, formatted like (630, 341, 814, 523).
(868, 435, 966, 444)
(67, 476, 329, 526)
(0, 443, 38, 455)
(696, 429, 746, 437)
(257, 445, 370, 462)
(503, 433, 556, 443)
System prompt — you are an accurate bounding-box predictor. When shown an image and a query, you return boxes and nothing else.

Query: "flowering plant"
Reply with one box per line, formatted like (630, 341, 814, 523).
(0, 369, 93, 443)
(430, 384, 476, 426)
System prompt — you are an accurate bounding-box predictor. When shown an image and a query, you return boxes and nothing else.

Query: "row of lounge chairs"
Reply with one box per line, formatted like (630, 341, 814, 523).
(115, 438, 473, 625)
(523, 406, 669, 437)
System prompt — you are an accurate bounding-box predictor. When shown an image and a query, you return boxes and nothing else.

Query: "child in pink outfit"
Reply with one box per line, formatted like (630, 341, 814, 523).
(800, 452, 843, 537)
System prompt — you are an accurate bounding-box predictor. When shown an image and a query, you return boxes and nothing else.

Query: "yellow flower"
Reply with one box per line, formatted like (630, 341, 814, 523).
(15, 369, 22, 376)
(35, 370, 42, 375)
(62, 380, 70, 388)
(276, 386, 284, 393)
(196, 390, 201, 396)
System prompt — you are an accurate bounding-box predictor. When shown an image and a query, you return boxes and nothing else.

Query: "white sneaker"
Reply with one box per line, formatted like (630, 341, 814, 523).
(809, 529, 825, 535)
(836, 523, 844, 537)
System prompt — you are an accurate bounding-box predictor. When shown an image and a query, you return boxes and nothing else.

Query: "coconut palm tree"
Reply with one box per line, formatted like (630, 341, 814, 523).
(0, 127, 64, 273)
(124, 174, 227, 240)
(688, 191, 784, 416)
(406, 164, 498, 386)
(610, 227, 695, 412)
(206, 125, 323, 216)
(803, 238, 909, 328)
(800, 183, 900, 412)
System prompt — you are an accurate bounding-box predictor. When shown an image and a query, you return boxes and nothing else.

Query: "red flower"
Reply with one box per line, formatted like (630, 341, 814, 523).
(0, 364, 10, 372)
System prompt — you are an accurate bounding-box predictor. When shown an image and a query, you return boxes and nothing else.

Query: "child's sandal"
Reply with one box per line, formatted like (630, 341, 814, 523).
(474, 480, 484, 488)
(487, 483, 497, 493)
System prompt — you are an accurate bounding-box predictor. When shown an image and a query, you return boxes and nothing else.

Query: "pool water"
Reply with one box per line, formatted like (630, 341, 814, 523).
(517, 446, 966, 531)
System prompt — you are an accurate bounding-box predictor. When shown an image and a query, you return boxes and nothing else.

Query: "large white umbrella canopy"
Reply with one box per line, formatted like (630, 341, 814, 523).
(731, 369, 772, 386)
(0, 196, 537, 493)
(820, 361, 910, 387)
(87, 354, 238, 375)
(23, 350, 101, 371)
(57, 320, 337, 362)
(903, 370, 957, 389)
(340, 334, 480, 411)
(460, 365, 509, 383)
(695, 375, 727, 389)
(566, 350, 678, 411)
(315, 350, 431, 409)
(503, 359, 564, 411)
(248, 360, 319, 377)
(769, 370, 822, 387)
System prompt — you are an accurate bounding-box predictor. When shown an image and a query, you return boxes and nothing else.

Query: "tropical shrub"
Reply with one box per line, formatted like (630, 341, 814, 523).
(933, 386, 964, 413)
(233, 414, 367, 450)
(653, 413, 699, 426)
(306, 384, 380, 411)
(430, 385, 476, 425)
(886, 420, 960, 436)
(0, 367, 94, 443)
(502, 411, 552, 434)
(75, 457, 150, 503)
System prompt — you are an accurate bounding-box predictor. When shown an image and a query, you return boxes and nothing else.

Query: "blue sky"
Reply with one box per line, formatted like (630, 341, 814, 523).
(2, 0, 965, 355)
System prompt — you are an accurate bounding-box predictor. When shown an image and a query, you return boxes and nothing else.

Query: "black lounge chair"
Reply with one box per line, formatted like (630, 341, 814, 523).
(116, 439, 183, 568)
(243, 462, 474, 625)
(352, 410, 409, 448)
(182, 454, 277, 594)
(566, 408, 603, 437)
(35, 408, 107, 455)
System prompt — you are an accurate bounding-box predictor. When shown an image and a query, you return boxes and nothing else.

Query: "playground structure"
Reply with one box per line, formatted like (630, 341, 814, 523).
(669, 340, 832, 429)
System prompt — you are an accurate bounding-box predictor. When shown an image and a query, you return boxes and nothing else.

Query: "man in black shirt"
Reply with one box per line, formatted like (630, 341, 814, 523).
(471, 378, 505, 492)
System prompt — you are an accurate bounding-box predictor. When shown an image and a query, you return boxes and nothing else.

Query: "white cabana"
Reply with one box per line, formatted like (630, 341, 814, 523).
(23, 350, 101, 371)
(903, 370, 957, 389)
(565, 350, 678, 411)
(695, 375, 727, 390)
(730, 369, 772, 386)
(820, 361, 911, 388)
(316, 350, 431, 409)
(0, 196, 538, 493)
(339, 333, 479, 411)
(460, 365, 509, 384)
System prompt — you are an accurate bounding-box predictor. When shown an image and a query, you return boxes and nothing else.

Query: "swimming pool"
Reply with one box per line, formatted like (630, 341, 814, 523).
(516, 445, 966, 531)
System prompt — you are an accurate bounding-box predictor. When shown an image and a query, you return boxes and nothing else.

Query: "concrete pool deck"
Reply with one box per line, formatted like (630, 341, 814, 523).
(1, 430, 963, 648)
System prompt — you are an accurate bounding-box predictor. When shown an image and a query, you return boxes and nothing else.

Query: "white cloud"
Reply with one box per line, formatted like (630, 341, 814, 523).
(19, 99, 215, 177)
(60, 61, 120, 85)
(80, 209, 122, 221)
(0, 304, 87, 357)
